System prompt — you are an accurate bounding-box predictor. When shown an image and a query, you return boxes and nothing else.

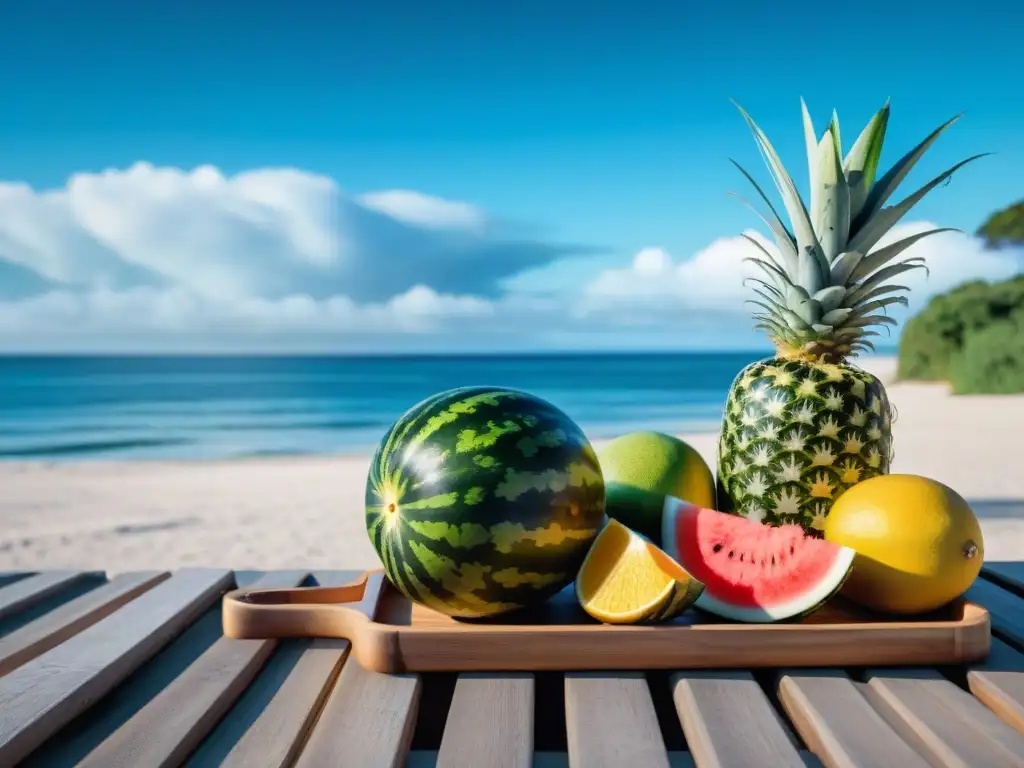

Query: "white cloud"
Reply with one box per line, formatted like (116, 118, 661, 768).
(357, 190, 486, 232)
(0, 162, 583, 301)
(580, 234, 763, 313)
(872, 222, 1022, 309)
(576, 224, 1024, 324)
(0, 161, 1020, 351)
(0, 284, 494, 338)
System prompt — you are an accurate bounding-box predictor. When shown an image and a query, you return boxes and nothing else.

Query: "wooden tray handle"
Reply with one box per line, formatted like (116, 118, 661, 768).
(222, 569, 387, 640)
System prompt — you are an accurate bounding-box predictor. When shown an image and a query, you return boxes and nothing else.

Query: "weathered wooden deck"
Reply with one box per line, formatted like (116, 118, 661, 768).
(0, 563, 1022, 767)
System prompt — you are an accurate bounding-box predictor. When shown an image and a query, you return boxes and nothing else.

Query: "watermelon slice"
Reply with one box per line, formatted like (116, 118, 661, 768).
(661, 497, 855, 623)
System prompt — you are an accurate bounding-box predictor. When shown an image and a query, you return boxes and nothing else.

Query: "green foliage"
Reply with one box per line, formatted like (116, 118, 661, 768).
(948, 319, 1024, 394)
(977, 200, 1024, 248)
(897, 275, 1024, 392)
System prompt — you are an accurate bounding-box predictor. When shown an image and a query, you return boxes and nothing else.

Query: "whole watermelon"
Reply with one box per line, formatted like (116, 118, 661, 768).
(365, 386, 605, 619)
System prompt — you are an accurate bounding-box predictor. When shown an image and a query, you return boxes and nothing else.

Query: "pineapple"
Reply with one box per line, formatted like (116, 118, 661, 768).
(716, 99, 986, 535)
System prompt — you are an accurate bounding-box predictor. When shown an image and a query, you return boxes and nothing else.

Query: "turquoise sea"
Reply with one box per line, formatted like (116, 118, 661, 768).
(0, 352, 783, 461)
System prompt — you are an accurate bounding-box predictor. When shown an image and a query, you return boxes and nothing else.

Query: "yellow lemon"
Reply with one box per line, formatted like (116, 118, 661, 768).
(823, 474, 984, 614)
(575, 519, 704, 624)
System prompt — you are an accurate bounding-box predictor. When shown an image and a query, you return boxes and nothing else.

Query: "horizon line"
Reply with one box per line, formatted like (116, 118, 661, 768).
(0, 347, 900, 359)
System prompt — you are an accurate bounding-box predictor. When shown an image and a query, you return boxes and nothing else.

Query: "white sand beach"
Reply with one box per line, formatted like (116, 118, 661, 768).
(1, 355, 1022, 573)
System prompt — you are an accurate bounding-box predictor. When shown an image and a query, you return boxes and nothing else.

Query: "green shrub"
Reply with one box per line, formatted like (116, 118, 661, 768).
(896, 274, 1024, 391)
(949, 319, 1024, 394)
(977, 200, 1024, 248)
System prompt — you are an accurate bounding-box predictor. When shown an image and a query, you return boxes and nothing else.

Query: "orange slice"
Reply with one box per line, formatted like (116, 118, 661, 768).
(575, 519, 704, 624)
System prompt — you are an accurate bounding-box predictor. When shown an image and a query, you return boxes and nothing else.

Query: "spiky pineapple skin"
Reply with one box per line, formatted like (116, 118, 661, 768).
(715, 357, 893, 535)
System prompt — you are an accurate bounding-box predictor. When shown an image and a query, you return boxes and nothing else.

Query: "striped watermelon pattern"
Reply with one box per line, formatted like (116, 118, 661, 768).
(365, 386, 606, 619)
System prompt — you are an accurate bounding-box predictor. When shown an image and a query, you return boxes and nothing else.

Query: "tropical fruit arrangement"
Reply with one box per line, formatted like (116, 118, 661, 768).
(363, 98, 987, 626)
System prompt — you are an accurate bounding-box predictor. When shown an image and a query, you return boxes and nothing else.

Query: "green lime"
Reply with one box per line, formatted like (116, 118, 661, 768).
(598, 431, 715, 545)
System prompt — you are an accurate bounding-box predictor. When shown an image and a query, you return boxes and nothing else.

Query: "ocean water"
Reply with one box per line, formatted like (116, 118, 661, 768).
(0, 352, 771, 461)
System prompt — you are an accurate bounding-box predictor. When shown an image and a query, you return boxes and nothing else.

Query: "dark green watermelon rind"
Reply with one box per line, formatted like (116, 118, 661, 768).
(782, 556, 855, 624)
(365, 386, 605, 618)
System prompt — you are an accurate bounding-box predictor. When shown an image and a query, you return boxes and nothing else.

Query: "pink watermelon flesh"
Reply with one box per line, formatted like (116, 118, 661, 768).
(662, 498, 855, 623)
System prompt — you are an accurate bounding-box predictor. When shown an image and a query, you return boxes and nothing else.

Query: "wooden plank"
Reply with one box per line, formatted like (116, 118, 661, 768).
(21, 571, 267, 766)
(777, 669, 931, 768)
(0, 567, 232, 766)
(564, 672, 670, 768)
(968, 638, 1024, 736)
(76, 571, 308, 768)
(0, 570, 93, 621)
(409, 752, 696, 767)
(0, 573, 32, 589)
(671, 670, 804, 767)
(198, 639, 351, 767)
(293, 653, 421, 768)
(436, 673, 534, 768)
(861, 667, 1024, 766)
(984, 562, 1024, 595)
(0, 571, 169, 676)
(965, 577, 1024, 649)
(187, 570, 361, 767)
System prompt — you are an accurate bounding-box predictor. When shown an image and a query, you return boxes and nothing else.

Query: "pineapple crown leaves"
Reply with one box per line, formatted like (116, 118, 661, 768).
(729, 97, 990, 360)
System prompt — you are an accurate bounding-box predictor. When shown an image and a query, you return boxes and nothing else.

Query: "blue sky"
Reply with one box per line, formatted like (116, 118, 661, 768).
(0, 0, 1022, 352)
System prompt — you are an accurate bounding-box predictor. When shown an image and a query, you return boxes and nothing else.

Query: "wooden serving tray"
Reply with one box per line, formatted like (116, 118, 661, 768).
(221, 569, 991, 674)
